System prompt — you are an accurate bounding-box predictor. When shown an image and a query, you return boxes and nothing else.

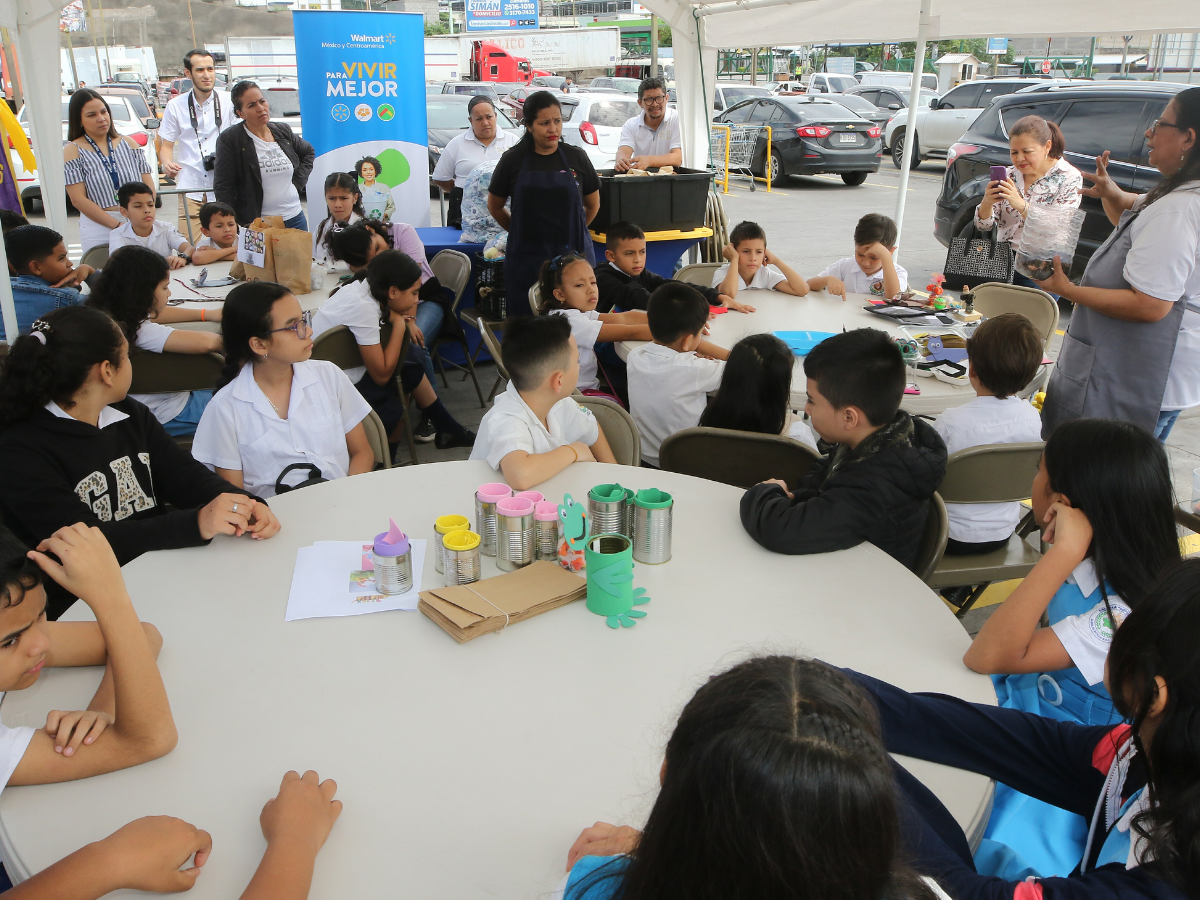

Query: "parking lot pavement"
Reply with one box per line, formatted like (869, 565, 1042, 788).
(716, 159, 950, 294)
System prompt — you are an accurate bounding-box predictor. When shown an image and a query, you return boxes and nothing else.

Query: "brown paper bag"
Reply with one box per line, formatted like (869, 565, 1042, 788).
(239, 215, 285, 284)
(270, 229, 313, 296)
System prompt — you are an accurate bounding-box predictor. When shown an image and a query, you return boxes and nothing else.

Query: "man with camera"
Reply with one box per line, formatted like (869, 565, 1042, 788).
(158, 49, 235, 242)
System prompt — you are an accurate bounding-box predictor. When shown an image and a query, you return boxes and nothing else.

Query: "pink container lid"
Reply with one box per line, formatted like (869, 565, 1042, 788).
(496, 496, 534, 517)
(534, 500, 559, 521)
(477, 482, 513, 503)
(516, 490, 545, 503)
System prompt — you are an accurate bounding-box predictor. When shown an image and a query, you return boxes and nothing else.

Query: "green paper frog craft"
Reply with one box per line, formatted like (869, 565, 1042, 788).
(558, 494, 587, 551)
(589, 563, 650, 629)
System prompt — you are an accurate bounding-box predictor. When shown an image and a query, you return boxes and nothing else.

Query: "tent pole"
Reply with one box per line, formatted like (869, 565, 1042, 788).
(892, 0, 930, 258)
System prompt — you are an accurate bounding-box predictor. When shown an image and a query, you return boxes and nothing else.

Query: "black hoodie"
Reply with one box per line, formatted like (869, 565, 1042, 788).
(0, 398, 256, 618)
(740, 411, 947, 572)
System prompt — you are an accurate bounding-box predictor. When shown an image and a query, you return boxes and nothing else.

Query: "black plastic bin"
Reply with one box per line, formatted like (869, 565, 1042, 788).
(591, 167, 714, 234)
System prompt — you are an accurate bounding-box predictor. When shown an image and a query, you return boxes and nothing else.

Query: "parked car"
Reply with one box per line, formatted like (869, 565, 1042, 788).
(711, 83, 772, 113)
(588, 76, 641, 94)
(14, 95, 159, 211)
(105, 74, 157, 110)
(558, 92, 643, 169)
(805, 73, 859, 94)
(95, 85, 159, 129)
(427, 93, 520, 183)
(168, 77, 191, 99)
(814, 92, 892, 130)
(857, 71, 939, 92)
(714, 95, 881, 185)
(884, 78, 1066, 169)
(427, 82, 447, 95)
(441, 81, 501, 100)
(501, 86, 531, 114)
(533, 75, 567, 90)
(769, 81, 807, 94)
(844, 84, 940, 115)
(241, 74, 303, 136)
(934, 81, 1187, 278)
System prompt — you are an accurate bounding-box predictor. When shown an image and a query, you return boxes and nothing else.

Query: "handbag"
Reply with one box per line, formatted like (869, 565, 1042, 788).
(275, 463, 328, 494)
(942, 220, 1014, 291)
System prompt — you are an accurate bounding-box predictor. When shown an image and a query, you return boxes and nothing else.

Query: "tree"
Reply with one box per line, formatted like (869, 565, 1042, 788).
(657, 21, 672, 48)
(425, 13, 449, 35)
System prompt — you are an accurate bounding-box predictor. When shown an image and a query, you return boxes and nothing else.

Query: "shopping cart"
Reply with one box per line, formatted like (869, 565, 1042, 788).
(709, 124, 772, 194)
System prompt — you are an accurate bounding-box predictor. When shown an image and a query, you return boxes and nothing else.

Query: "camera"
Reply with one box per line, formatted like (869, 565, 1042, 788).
(202, 153, 216, 172)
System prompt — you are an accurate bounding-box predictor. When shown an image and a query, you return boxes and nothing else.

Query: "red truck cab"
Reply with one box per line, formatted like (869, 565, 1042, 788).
(470, 40, 533, 84)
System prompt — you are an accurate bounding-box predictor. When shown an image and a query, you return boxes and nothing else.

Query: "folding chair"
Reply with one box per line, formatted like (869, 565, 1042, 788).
(528, 283, 546, 315)
(913, 492, 949, 583)
(80, 245, 110, 270)
(128, 349, 225, 451)
(928, 442, 1046, 616)
(428, 249, 485, 407)
(658, 426, 821, 489)
(362, 409, 392, 470)
(674, 262, 722, 289)
(311, 324, 419, 465)
(577, 395, 640, 467)
(478, 322, 507, 403)
(970, 283, 1059, 349)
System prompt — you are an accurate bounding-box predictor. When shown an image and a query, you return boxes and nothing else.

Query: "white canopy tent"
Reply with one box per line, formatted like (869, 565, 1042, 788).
(0, 0, 70, 342)
(640, 0, 1200, 251)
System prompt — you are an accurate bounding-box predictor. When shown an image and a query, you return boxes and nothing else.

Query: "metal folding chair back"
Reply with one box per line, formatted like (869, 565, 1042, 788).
(658, 426, 820, 489)
(428, 249, 486, 407)
(429, 249, 471, 315)
(576, 395, 640, 467)
(362, 409, 392, 470)
(913, 492, 949, 583)
(80, 245, 110, 270)
(674, 263, 722, 289)
(970, 283, 1060, 349)
(128, 349, 225, 394)
(479, 322, 508, 402)
(528, 283, 545, 315)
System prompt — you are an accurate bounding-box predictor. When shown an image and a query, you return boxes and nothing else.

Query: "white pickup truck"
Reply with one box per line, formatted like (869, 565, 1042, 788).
(883, 78, 1059, 168)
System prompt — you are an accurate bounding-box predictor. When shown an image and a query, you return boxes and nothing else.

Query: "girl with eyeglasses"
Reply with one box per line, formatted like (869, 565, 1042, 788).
(192, 283, 376, 498)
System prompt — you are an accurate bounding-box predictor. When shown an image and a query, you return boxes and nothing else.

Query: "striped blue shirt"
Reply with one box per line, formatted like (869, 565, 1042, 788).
(64, 138, 151, 209)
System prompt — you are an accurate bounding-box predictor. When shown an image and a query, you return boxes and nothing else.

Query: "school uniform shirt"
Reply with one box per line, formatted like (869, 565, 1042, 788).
(192, 360, 371, 499)
(1049, 558, 1131, 687)
(815, 256, 909, 297)
(711, 262, 788, 292)
(0, 397, 254, 619)
(432, 128, 520, 189)
(245, 124, 303, 220)
(550, 307, 604, 391)
(311, 279, 380, 385)
(312, 212, 361, 266)
(0, 700, 34, 795)
(1122, 186, 1200, 412)
(108, 220, 189, 258)
(469, 381, 599, 470)
(616, 107, 683, 159)
(627, 342, 725, 466)
(130, 321, 190, 424)
(932, 395, 1043, 543)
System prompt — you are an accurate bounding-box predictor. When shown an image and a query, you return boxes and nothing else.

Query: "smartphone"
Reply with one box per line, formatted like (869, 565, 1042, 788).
(990, 165, 1008, 184)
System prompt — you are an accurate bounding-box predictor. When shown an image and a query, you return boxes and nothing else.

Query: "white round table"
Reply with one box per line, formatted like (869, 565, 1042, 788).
(617, 289, 977, 417)
(168, 259, 344, 314)
(0, 462, 994, 898)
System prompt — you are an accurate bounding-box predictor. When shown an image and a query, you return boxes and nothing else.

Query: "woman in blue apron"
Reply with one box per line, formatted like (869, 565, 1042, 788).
(1038, 88, 1200, 439)
(487, 91, 601, 318)
(960, 418, 1180, 879)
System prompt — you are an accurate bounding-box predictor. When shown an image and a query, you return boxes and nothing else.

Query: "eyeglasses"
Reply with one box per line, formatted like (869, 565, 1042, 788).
(1150, 118, 1187, 136)
(265, 309, 313, 338)
(642, 95, 667, 106)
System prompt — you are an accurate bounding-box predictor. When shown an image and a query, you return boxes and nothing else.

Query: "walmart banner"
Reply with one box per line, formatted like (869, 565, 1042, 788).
(293, 10, 430, 229)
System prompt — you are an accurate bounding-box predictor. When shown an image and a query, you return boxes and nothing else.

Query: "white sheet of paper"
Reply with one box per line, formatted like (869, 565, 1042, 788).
(285, 539, 426, 621)
(236, 226, 266, 268)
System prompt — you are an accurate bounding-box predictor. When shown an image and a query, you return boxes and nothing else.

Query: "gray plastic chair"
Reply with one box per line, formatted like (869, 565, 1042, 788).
(674, 262, 722, 289)
(429, 249, 485, 407)
(80, 244, 110, 270)
(577, 395, 640, 467)
(913, 492, 949, 584)
(970, 283, 1059, 349)
(128, 349, 224, 394)
(363, 410, 391, 470)
(929, 441, 1045, 615)
(478, 322, 508, 402)
(658, 426, 821, 489)
(528, 283, 545, 315)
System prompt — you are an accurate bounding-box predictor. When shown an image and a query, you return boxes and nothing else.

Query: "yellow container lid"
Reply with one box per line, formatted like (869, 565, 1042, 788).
(442, 530, 481, 552)
(435, 514, 471, 534)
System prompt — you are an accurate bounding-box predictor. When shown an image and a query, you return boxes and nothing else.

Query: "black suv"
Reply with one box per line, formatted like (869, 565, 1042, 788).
(933, 82, 1187, 278)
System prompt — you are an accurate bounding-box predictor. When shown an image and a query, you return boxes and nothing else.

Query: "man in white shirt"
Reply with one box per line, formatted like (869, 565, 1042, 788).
(432, 96, 519, 228)
(158, 50, 235, 242)
(615, 77, 682, 174)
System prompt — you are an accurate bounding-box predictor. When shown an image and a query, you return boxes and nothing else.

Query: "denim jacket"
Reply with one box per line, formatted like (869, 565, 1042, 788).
(5, 276, 82, 341)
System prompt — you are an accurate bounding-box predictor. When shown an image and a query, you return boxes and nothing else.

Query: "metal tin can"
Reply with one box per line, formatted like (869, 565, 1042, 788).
(534, 500, 560, 562)
(496, 496, 535, 571)
(587, 483, 626, 538)
(372, 548, 413, 594)
(442, 530, 482, 585)
(623, 487, 636, 538)
(475, 482, 512, 557)
(632, 488, 673, 564)
(433, 514, 470, 574)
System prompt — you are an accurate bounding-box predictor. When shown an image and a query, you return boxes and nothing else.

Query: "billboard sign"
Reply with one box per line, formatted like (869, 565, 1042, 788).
(465, 0, 538, 32)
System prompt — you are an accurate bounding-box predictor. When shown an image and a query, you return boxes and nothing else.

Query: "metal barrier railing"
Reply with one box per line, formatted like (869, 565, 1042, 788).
(709, 124, 772, 194)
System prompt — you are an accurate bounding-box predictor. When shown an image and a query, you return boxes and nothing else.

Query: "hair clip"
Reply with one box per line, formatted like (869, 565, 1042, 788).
(331, 222, 346, 234)
(29, 331, 46, 345)
(31, 319, 52, 335)
(549, 254, 565, 270)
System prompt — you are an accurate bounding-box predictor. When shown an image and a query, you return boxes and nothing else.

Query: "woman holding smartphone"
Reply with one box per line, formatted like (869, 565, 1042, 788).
(974, 115, 1083, 289)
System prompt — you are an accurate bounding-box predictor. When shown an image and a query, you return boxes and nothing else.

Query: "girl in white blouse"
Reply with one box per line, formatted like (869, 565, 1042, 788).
(192, 282, 374, 498)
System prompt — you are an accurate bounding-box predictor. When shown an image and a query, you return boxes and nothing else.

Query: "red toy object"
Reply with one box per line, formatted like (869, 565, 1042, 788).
(709, 306, 730, 315)
(925, 272, 946, 297)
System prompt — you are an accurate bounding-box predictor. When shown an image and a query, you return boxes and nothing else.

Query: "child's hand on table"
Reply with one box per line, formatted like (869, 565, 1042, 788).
(245, 500, 282, 540)
(571, 441, 597, 463)
(198, 493, 253, 539)
(260, 770, 343, 855)
(726, 297, 756, 314)
(566, 822, 641, 871)
(167, 256, 187, 270)
(824, 276, 846, 299)
(760, 478, 794, 500)
(97, 815, 212, 893)
(45, 708, 114, 757)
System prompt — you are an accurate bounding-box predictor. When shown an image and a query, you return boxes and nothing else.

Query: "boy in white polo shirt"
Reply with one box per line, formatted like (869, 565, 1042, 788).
(807, 213, 908, 300)
(627, 283, 731, 467)
(470, 315, 617, 490)
(712, 220, 809, 311)
(933, 313, 1044, 556)
(108, 182, 193, 268)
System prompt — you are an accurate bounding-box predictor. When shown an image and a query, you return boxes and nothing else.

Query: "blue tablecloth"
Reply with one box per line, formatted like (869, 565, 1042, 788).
(416, 227, 489, 366)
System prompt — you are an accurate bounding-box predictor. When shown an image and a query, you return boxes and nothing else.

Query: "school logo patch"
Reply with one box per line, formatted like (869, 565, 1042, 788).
(1087, 601, 1129, 644)
(870, 279, 885, 295)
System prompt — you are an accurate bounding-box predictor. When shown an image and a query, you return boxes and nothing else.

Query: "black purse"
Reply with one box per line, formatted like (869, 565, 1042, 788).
(274, 463, 328, 494)
(942, 220, 1015, 291)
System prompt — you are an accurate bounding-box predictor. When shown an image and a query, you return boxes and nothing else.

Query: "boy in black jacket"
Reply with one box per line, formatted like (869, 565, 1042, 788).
(740, 329, 947, 571)
(595, 221, 733, 313)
